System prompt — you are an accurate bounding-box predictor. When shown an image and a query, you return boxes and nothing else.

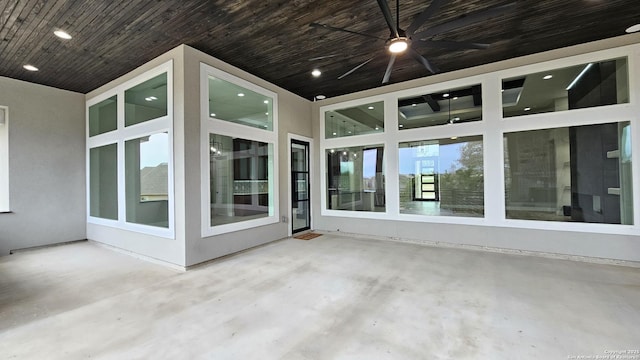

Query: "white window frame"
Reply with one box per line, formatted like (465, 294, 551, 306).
(0, 105, 9, 212)
(200, 62, 279, 237)
(319, 43, 640, 236)
(86, 60, 175, 239)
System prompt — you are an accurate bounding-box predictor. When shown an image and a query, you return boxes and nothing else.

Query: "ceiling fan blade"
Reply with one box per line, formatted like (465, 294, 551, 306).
(376, 0, 399, 37)
(410, 49, 439, 74)
(309, 23, 385, 40)
(382, 54, 397, 84)
(406, 0, 445, 36)
(338, 57, 375, 80)
(414, 39, 489, 50)
(414, 2, 517, 39)
(308, 54, 339, 61)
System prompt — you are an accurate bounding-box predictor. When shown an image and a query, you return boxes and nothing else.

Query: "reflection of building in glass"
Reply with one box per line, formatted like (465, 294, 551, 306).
(140, 163, 168, 202)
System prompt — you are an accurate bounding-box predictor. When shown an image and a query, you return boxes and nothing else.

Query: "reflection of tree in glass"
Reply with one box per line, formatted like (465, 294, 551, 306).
(440, 141, 484, 215)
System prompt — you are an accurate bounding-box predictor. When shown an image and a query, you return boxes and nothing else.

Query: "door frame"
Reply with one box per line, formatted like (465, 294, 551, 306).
(287, 133, 313, 237)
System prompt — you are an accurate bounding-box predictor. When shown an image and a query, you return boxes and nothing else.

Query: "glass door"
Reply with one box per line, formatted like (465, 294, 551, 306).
(291, 140, 310, 233)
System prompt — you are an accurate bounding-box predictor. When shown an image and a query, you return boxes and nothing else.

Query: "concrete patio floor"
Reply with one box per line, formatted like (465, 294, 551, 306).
(1, 234, 639, 359)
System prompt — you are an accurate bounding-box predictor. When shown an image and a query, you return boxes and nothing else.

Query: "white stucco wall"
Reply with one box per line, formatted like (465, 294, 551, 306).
(0, 77, 86, 255)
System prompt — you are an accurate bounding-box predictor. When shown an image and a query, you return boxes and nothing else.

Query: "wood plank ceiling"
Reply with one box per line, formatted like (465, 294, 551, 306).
(0, 0, 639, 101)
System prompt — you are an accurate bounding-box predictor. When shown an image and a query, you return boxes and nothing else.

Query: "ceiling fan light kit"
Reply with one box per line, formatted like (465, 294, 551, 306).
(388, 37, 409, 53)
(310, 0, 516, 84)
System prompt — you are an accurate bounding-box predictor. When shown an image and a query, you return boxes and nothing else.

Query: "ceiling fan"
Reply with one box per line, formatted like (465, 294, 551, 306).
(310, 0, 516, 84)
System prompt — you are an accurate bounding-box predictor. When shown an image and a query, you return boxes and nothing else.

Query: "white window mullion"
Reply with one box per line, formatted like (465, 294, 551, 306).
(482, 76, 505, 224)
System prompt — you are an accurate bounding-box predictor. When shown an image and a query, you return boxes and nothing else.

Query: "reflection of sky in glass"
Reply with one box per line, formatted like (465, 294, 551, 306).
(363, 149, 376, 178)
(399, 142, 464, 175)
(140, 132, 169, 168)
(622, 124, 632, 162)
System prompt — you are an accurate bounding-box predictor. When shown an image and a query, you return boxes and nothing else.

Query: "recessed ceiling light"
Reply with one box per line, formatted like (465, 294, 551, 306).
(311, 69, 321, 77)
(332, 132, 337, 136)
(450, 136, 458, 140)
(375, 126, 379, 130)
(443, 93, 450, 98)
(543, 74, 553, 80)
(263, 100, 269, 104)
(452, 97, 458, 100)
(145, 96, 158, 102)
(23, 64, 38, 71)
(348, 131, 352, 134)
(316, 95, 326, 100)
(411, 103, 416, 107)
(524, 107, 531, 111)
(237, 93, 245, 97)
(626, 24, 640, 33)
(399, 124, 404, 128)
(265, 112, 269, 115)
(210, 113, 216, 117)
(368, 106, 374, 110)
(330, 149, 335, 153)
(501, 89, 505, 92)
(342, 151, 347, 156)
(53, 29, 72, 40)
(453, 117, 460, 121)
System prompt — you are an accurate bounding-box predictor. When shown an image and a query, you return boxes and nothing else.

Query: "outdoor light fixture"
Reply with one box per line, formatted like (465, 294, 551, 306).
(23, 64, 38, 71)
(311, 69, 321, 77)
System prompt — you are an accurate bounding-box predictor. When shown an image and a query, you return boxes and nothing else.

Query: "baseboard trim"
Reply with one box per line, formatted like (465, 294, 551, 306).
(317, 230, 640, 269)
(9, 239, 88, 254)
(89, 240, 187, 272)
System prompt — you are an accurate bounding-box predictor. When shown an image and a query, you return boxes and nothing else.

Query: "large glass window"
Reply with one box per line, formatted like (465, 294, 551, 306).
(326, 145, 385, 212)
(125, 132, 169, 228)
(502, 57, 628, 117)
(325, 101, 384, 138)
(504, 122, 633, 224)
(125, 73, 168, 126)
(87, 63, 172, 237)
(89, 95, 117, 136)
(89, 143, 118, 220)
(209, 134, 274, 226)
(399, 136, 484, 217)
(208, 76, 273, 131)
(398, 85, 482, 130)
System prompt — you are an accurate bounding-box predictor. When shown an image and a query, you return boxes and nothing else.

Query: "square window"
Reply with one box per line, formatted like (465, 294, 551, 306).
(399, 136, 484, 217)
(125, 73, 168, 126)
(209, 133, 274, 226)
(88, 95, 117, 136)
(208, 76, 274, 131)
(325, 101, 384, 138)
